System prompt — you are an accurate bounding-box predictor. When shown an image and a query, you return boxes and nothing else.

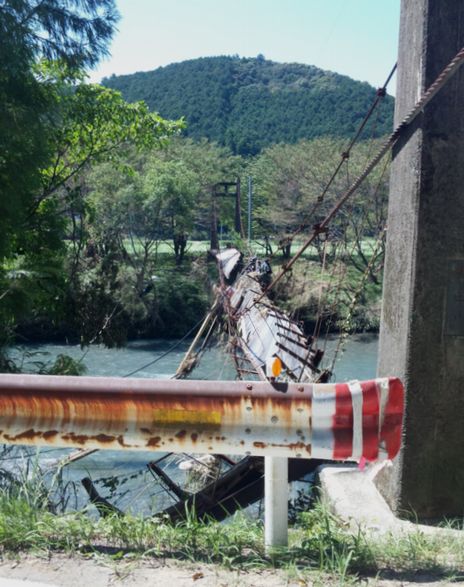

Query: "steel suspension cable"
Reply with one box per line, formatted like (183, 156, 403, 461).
(328, 227, 387, 376)
(255, 45, 464, 304)
(275, 62, 397, 252)
(122, 315, 208, 378)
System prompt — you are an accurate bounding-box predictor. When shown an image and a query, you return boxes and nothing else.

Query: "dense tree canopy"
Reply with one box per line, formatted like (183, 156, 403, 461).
(250, 138, 389, 258)
(0, 0, 118, 69)
(0, 0, 119, 259)
(158, 138, 243, 239)
(103, 56, 395, 156)
(0, 0, 184, 354)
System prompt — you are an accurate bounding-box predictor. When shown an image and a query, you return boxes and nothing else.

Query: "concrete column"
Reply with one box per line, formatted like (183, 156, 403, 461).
(378, 0, 464, 518)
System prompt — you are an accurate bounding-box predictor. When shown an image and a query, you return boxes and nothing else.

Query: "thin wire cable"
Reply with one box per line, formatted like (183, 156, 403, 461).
(318, 151, 390, 365)
(312, 238, 329, 342)
(0, 448, 66, 461)
(271, 62, 397, 256)
(122, 315, 207, 378)
(255, 45, 464, 304)
(328, 228, 386, 376)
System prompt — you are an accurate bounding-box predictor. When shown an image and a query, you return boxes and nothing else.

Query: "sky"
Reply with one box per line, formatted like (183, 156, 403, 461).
(89, 0, 401, 93)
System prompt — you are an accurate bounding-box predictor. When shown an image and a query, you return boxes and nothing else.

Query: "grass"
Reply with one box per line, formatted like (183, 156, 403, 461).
(0, 477, 462, 585)
(118, 238, 380, 260)
(0, 451, 461, 584)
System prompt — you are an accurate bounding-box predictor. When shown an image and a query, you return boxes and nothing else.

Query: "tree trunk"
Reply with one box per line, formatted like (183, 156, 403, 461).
(174, 233, 188, 265)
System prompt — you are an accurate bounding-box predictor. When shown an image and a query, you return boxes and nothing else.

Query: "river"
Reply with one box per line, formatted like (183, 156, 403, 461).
(11, 332, 378, 381)
(4, 334, 378, 517)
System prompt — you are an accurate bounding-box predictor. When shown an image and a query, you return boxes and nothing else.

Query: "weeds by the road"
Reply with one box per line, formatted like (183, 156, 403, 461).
(0, 485, 462, 584)
(0, 453, 462, 583)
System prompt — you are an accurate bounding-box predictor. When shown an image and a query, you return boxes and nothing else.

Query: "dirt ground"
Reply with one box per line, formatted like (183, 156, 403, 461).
(0, 554, 460, 587)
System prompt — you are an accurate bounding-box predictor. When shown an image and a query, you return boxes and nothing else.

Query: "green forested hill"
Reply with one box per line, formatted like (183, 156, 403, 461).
(102, 55, 394, 156)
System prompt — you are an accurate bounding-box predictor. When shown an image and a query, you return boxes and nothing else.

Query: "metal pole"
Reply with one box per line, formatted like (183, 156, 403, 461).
(265, 456, 288, 550)
(247, 176, 253, 245)
(175, 299, 219, 378)
(210, 186, 219, 251)
(234, 176, 244, 237)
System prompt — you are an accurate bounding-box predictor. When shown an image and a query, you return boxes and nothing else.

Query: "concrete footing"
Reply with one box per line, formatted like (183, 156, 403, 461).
(318, 463, 463, 538)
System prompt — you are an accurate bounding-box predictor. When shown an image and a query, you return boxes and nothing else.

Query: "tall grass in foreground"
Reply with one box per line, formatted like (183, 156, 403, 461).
(0, 477, 462, 583)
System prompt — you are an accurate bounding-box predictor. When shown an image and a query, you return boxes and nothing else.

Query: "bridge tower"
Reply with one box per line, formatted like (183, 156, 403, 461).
(378, 0, 464, 517)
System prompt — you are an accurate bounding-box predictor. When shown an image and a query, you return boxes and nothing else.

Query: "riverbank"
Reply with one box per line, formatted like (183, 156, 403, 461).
(9, 247, 382, 351)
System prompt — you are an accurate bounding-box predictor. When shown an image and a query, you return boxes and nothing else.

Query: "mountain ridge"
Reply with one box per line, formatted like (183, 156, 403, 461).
(102, 55, 394, 155)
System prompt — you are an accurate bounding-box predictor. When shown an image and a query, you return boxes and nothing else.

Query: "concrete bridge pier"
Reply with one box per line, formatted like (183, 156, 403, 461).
(378, 0, 464, 518)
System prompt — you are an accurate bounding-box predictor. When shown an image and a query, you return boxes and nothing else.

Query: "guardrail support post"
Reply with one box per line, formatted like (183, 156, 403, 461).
(264, 456, 288, 551)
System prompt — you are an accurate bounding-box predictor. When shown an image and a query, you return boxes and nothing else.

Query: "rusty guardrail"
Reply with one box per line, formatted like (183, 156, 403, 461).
(0, 374, 403, 461)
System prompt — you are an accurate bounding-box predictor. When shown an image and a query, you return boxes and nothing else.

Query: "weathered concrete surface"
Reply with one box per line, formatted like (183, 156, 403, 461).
(378, 0, 464, 517)
(319, 463, 464, 538)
